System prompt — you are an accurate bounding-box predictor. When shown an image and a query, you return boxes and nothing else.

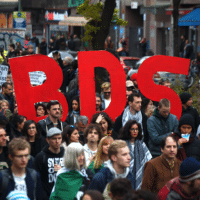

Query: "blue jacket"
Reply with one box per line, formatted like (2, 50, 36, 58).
(88, 167, 135, 193)
(0, 168, 43, 200)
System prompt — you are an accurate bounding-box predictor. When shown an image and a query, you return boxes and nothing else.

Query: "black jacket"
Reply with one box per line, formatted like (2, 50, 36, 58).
(37, 116, 67, 138)
(34, 145, 65, 200)
(181, 106, 200, 133)
(40, 42, 47, 55)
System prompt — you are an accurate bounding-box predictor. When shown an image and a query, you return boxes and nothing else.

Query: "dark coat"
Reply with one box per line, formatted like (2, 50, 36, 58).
(40, 42, 47, 55)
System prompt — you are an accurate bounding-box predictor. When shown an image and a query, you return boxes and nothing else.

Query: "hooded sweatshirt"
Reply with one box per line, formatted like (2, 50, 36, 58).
(34, 145, 64, 200)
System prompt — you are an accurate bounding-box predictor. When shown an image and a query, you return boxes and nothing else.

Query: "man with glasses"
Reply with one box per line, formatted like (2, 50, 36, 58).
(101, 82, 111, 110)
(34, 127, 64, 200)
(0, 137, 42, 199)
(37, 100, 67, 137)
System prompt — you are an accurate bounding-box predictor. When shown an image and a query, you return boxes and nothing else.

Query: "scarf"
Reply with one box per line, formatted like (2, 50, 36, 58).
(126, 139, 152, 189)
(50, 169, 88, 200)
(122, 106, 143, 134)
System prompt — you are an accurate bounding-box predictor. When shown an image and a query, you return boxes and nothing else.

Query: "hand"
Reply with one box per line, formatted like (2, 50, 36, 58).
(96, 114, 104, 123)
(54, 164, 61, 172)
(178, 138, 188, 146)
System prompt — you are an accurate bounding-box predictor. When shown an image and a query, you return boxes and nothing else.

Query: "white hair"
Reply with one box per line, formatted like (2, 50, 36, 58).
(64, 142, 86, 170)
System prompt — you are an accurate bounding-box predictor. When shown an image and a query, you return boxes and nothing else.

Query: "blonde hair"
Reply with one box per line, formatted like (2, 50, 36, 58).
(93, 136, 114, 169)
(108, 140, 127, 160)
(0, 99, 9, 108)
(64, 143, 86, 171)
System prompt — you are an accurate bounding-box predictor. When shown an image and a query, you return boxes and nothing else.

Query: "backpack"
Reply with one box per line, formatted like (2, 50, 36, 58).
(0, 168, 37, 200)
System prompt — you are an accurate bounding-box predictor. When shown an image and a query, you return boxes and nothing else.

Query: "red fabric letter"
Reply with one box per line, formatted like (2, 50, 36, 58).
(9, 55, 68, 122)
(137, 55, 190, 120)
(78, 51, 127, 122)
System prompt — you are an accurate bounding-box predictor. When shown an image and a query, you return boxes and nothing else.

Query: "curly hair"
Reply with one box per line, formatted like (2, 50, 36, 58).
(119, 120, 143, 141)
(90, 112, 114, 131)
(93, 136, 114, 169)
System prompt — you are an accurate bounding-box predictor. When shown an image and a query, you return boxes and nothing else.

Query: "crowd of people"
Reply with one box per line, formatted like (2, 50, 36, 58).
(0, 38, 200, 200)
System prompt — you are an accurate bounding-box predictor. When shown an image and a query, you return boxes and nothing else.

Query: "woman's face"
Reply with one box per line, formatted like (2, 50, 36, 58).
(102, 139, 112, 155)
(100, 119, 108, 132)
(130, 124, 139, 139)
(1, 102, 9, 109)
(77, 152, 85, 167)
(72, 100, 79, 111)
(147, 100, 153, 111)
(18, 118, 26, 130)
(82, 194, 92, 200)
(70, 129, 80, 143)
(27, 123, 37, 137)
(36, 106, 45, 117)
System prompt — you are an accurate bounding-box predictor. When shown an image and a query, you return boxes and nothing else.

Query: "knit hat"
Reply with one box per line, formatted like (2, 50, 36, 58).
(131, 73, 137, 81)
(178, 114, 194, 129)
(179, 92, 192, 104)
(179, 157, 200, 182)
(47, 127, 62, 138)
(6, 191, 30, 200)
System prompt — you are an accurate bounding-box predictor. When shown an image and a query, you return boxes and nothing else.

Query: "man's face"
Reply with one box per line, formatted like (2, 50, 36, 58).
(86, 128, 99, 143)
(96, 97, 102, 111)
(112, 146, 131, 168)
(47, 134, 62, 150)
(77, 121, 87, 133)
(9, 148, 30, 169)
(161, 137, 177, 160)
(158, 106, 170, 118)
(48, 104, 60, 119)
(129, 96, 142, 112)
(0, 129, 6, 147)
(103, 87, 111, 100)
(3, 85, 13, 96)
(185, 97, 193, 107)
(180, 124, 192, 134)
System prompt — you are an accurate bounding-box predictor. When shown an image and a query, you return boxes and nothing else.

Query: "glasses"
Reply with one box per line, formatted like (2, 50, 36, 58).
(28, 126, 36, 130)
(104, 92, 111, 94)
(130, 128, 139, 132)
(14, 154, 30, 159)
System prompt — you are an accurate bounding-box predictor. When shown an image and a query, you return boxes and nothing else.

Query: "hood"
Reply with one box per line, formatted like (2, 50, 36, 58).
(42, 145, 65, 156)
(105, 160, 129, 179)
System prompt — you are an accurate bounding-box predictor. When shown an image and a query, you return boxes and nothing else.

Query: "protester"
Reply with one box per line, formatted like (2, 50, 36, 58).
(66, 95, 80, 125)
(147, 98, 178, 158)
(0, 128, 9, 169)
(179, 92, 200, 132)
(0, 137, 42, 199)
(62, 125, 80, 147)
(91, 112, 118, 139)
(88, 140, 135, 192)
(73, 34, 81, 51)
(141, 135, 181, 194)
(82, 190, 104, 200)
(37, 100, 67, 137)
(50, 142, 94, 200)
(180, 35, 186, 57)
(172, 114, 200, 161)
(22, 120, 47, 157)
(75, 115, 89, 144)
(157, 157, 200, 200)
(0, 99, 9, 110)
(48, 38, 55, 53)
(101, 82, 111, 110)
(84, 124, 103, 167)
(104, 36, 114, 49)
(67, 34, 75, 51)
(10, 114, 26, 138)
(40, 38, 47, 55)
(139, 37, 147, 57)
(108, 178, 132, 200)
(88, 136, 114, 174)
(184, 39, 193, 59)
(59, 35, 66, 50)
(34, 127, 64, 200)
(119, 120, 152, 189)
(141, 98, 154, 118)
(0, 82, 14, 112)
(7, 44, 15, 58)
(96, 93, 103, 112)
(35, 102, 47, 117)
(126, 80, 134, 99)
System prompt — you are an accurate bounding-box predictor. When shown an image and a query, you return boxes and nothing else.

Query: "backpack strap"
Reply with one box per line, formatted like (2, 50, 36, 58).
(0, 169, 9, 195)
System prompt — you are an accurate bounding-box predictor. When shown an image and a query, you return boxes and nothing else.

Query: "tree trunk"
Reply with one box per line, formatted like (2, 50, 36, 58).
(91, 0, 116, 50)
(172, 0, 181, 57)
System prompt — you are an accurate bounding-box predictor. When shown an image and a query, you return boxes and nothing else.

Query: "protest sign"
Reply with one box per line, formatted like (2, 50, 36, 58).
(0, 65, 8, 85)
(29, 71, 46, 85)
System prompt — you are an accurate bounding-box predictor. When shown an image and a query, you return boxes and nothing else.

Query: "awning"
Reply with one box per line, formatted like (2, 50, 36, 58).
(178, 8, 200, 26)
(59, 16, 88, 26)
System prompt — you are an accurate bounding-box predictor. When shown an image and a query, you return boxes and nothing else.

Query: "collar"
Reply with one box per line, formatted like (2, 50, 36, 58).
(46, 116, 61, 126)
